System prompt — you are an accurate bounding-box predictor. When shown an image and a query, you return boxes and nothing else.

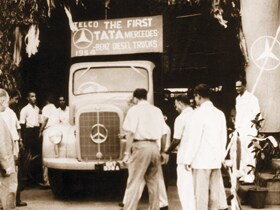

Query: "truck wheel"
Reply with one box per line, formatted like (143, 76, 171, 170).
(48, 168, 66, 197)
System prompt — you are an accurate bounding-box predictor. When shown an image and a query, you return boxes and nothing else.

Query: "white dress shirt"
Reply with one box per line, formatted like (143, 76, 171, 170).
(42, 103, 59, 129)
(1, 107, 20, 141)
(123, 100, 166, 140)
(235, 90, 260, 134)
(19, 103, 40, 128)
(57, 106, 70, 124)
(175, 107, 194, 164)
(183, 101, 227, 169)
(0, 107, 20, 155)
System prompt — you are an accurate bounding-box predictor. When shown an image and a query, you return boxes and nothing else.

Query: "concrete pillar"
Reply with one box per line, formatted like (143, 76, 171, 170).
(241, 0, 280, 132)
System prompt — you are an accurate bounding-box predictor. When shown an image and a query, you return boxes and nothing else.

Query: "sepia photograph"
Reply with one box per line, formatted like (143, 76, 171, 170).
(0, 0, 280, 209)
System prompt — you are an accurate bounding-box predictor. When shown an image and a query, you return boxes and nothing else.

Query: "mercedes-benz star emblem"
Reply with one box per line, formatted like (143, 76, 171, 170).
(251, 35, 280, 71)
(90, 123, 108, 144)
(73, 28, 94, 49)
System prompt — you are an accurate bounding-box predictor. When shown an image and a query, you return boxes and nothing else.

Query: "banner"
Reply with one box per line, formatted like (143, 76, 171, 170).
(71, 15, 163, 57)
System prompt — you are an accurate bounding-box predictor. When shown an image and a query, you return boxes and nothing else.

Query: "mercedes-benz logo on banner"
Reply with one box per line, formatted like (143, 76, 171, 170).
(251, 36, 280, 71)
(90, 124, 108, 144)
(73, 28, 93, 49)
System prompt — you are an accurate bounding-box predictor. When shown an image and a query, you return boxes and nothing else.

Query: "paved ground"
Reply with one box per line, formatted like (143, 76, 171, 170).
(19, 184, 279, 210)
(17, 167, 279, 210)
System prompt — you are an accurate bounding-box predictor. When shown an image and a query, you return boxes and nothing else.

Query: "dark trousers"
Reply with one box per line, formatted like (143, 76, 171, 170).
(23, 127, 40, 156)
(23, 127, 43, 183)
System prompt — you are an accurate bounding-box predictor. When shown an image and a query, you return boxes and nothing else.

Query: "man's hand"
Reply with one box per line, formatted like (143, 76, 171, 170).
(4, 167, 13, 177)
(39, 131, 43, 139)
(122, 152, 130, 164)
(19, 139, 24, 150)
(184, 164, 191, 171)
(161, 153, 169, 165)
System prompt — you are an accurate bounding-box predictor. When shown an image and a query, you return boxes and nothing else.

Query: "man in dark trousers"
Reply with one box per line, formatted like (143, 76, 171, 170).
(19, 92, 41, 183)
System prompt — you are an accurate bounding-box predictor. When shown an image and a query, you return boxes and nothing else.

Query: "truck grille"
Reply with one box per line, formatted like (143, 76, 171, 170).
(79, 112, 120, 161)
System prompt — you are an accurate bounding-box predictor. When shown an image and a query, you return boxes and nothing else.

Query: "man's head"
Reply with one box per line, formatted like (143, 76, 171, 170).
(0, 89, 9, 112)
(58, 96, 67, 110)
(27, 91, 36, 105)
(9, 90, 20, 106)
(132, 88, 147, 104)
(193, 84, 211, 106)
(235, 78, 246, 96)
(45, 94, 55, 105)
(174, 94, 191, 113)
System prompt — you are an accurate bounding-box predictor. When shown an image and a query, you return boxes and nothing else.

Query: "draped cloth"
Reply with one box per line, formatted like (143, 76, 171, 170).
(241, 0, 280, 132)
(224, 131, 242, 210)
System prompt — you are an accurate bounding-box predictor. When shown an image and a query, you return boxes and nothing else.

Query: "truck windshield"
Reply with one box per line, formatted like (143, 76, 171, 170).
(73, 66, 148, 95)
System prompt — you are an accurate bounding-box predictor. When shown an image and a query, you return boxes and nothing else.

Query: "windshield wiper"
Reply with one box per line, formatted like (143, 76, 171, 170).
(76, 66, 92, 81)
(130, 65, 145, 78)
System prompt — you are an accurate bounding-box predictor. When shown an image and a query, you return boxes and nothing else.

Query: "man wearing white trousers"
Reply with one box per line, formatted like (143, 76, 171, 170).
(162, 94, 195, 210)
(121, 121, 170, 209)
(235, 78, 260, 183)
(122, 88, 167, 210)
(183, 84, 228, 210)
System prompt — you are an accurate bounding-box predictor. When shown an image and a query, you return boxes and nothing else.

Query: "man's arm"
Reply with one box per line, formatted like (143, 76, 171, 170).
(0, 121, 13, 176)
(39, 116, 48, 137)
(164, 138, 180, 154)
(123, 131, 133, 163)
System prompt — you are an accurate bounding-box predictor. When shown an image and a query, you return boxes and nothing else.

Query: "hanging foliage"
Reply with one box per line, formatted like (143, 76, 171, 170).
(0, 0, 49, 92)
(0, 0, 242, 93)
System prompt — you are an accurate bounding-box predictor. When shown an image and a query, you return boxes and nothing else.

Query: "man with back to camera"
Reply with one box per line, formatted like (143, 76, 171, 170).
(183, 84, 228, 210)
(0, 89, 18, 210)
(120, 96, 169, 210)
(235, 78, 260, 183)
(39, 95, 59, 188)
(122, 88, 167, 210)
(162, 94, 195, 210)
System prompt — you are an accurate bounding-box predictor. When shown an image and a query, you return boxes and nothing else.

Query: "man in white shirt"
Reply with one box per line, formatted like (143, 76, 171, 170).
(122, 88, 167, 210)
(57, 96, 69, 124)
(0, 89, 17, 210)
(184, 84, 228, 210)
(39, 95, 59, 136)
(162, 95, 195, 210)
(19, 92, 40, 156)
(7, 90, 27, 207)
(121, 120, 169, 210)
(19, 92, 41, 184)
(39, 95, 59, 187)
(235, 78, 260, 183)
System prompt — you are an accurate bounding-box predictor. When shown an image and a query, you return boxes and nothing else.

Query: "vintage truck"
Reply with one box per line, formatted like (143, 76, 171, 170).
(42, 60, 156, 196)
(42, 15, 165, 196)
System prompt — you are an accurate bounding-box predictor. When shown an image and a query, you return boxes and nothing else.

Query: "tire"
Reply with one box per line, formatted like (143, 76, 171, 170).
(48, 168, 66, 197)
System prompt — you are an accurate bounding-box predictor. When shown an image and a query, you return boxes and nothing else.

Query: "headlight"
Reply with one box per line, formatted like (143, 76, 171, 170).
(48, 129, 63, 145)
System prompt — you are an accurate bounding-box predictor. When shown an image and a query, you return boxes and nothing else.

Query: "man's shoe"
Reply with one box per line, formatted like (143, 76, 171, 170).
(16, 201, 27, 207)
(39, 182, 51, 190)
(160, 206, 168, 210)
(118, 203, 124, 207)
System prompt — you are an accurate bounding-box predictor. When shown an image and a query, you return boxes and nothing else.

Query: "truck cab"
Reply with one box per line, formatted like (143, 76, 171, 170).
(42, 60, 155, 196)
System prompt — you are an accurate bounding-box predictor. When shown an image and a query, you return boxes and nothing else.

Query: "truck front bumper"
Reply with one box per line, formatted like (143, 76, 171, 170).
(44, 158, 126, 170)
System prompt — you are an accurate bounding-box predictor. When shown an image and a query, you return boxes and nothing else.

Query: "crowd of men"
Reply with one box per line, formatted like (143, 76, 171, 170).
(0, 90, 69, 210)
(120, 80, 260, 210)
(0, 78, 260, 210)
